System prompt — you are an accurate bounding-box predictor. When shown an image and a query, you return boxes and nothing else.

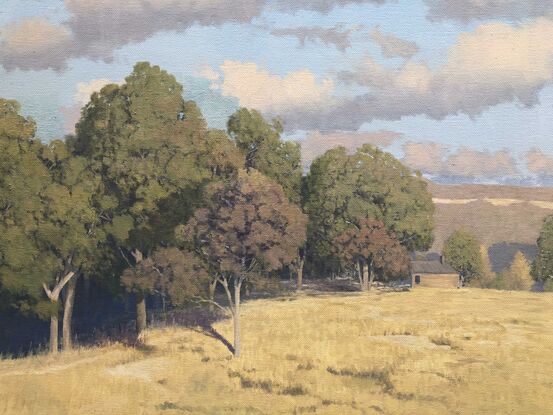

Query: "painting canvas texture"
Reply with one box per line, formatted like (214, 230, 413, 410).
(1, 1, 553, 414)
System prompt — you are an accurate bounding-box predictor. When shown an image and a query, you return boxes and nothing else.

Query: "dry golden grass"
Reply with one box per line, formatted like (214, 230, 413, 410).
(1, 288, 553, 414)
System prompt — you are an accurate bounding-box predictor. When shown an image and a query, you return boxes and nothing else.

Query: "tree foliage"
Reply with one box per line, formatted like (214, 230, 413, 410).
(471, 246, 496, 288)
(334, 219, 409, 290)
(178, 169, 307, 356)
(532, 215, 553, 285)
(228, 108, 302, 204)
(443, 230, 482, 283)
(499, 251, 533, 291)
(304, 145, 434, 274)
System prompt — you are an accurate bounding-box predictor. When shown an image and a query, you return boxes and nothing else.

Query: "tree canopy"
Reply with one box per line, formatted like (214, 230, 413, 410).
(228, 108, 302, 204)
(304, 145, 434, 274)
(334, 219, 409, 290)
(532, 215, 553, 285)
(443, 230, 482, 283)
(178, 169, 307, 356)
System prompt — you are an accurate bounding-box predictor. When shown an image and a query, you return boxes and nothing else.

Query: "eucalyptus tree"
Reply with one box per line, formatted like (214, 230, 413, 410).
(304, 145, 434, 276)
(72, 62, 242, 336)
(177, 170, 307, 357)
(0, 99, 102, 352)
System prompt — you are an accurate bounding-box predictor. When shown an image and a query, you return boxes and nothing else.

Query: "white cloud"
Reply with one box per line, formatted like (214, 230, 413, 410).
(286, 18, 553, 131)
(74, 79, 116, 106)
(371, 27, 419, 59)
(215, 61, 334, 113)
(425, 0, 553, 22)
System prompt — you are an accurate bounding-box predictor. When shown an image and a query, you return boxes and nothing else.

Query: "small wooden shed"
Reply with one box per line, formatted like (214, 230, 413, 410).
(411, 260, 459, 288)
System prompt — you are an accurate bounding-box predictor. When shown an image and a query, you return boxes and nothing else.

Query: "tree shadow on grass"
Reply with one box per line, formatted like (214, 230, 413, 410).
(152, 308, 234, 354)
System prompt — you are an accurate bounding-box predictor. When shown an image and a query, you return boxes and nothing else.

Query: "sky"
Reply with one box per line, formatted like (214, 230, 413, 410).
(1, 0, 553, 185)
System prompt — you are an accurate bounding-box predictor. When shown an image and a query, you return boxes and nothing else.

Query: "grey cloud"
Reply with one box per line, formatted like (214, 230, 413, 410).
(0, 0, 388, 71)
(281, 19, 553, 131)
(525, 149, 553, 177)
(271, 25, 359, 52)
(402, 141, 520, 181)
(371, 27, 419, 59)
(300, 130, 402, 168)
(425, 0, 553, 22)
(276, 0, 387, 13)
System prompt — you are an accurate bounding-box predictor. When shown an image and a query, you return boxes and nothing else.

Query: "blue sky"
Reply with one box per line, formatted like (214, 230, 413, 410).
(1, 0, 553, 185)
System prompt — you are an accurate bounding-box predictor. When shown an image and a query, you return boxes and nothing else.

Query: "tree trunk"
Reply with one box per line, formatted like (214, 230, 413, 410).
(296, 258, 304, 291)
(233, 279, 242, 357)
(368, 267, 375, 291)
(208, 279, 217, 312)
(43, 271, 76, 354)
(136, 292, 147, 338)
(50, 310, 59, 353)
(62, 274, 78, 350)
(356, 260, 363, 286)
(361, 261, 369, 291)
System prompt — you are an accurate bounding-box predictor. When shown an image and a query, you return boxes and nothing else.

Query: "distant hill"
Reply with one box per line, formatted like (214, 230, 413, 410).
(428, 182, 553, 271)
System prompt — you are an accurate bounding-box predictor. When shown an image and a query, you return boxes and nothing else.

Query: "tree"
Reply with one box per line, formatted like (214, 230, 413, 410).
(304, 145, 434, 276)
(228, 108, 305, 290)
(177, 170, 307, 357)
(501, 251, 533, 291)
(227, 108, 302, 204)
(471, 245, 496, 288)
(443, 230, 482, 285)
(334, 219, 409, 291)
(72, 62, 241, 337)
(532, 215, 553, 288)
(0, 100, 101, 353)
(121, 247, 210, 316)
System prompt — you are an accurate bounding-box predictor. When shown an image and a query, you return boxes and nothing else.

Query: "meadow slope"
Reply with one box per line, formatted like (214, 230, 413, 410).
(1, 289, 552, 415)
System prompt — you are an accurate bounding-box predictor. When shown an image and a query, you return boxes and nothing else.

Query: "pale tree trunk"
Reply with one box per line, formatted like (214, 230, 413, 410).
(356, 260, 363, 286)
(62, 273, 78, 350)
(131, 249, 147, 339)
(50, 313, 59, 354)
(208, 279, 217, 312)
(233, 278, 242, 357)
(296, 257, 305, 291)
(43, 271, 76, 354)
(368, 267, 376, 291)
(220, 276, 243, 357)
(361, 261, 370, 291)
(136, 292, 147, 338)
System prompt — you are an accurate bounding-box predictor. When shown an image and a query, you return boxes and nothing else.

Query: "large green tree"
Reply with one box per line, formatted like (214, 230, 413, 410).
(0, 100, 102, 353)
(532, 215, 553, 288)
(227, 108, 302, 204)
(72, 62, 242, 337)
(442, 230, 482, 285)
(304, 145, 434, 275)
(177, 170, 307, 357)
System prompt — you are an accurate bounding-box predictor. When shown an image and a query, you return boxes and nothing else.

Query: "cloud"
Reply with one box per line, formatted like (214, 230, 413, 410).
(284, 18, 553, 131)
(271, 25, 360, 52)
(525, 149, 553, 177)
(300, 130, 402, 168)
(402, 142, 520, 180)
(74, 79, 116, 106)
(198, 66, 220, 82)
(371, 27, 419, 59)
(0, 18, 73, 71)
(214, 60, 334, 113)
(0, 0, 388, 71)
(425, 0, 553, 22)
(275, 0, 387, 13)
(403, 141, 447, 174)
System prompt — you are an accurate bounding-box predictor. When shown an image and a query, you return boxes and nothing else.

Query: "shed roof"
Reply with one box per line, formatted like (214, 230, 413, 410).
(411, 260, 457, 275)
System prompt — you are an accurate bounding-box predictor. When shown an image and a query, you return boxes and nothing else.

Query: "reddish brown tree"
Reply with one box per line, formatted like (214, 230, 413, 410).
(121, 247, 210, 336)
(178, 169, 307, 357)
(334, 219, 409, 291)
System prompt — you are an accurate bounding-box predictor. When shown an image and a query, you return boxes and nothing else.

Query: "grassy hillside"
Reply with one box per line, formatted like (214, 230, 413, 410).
(428, 183, 553, 261)
(1, 289, 552, 414)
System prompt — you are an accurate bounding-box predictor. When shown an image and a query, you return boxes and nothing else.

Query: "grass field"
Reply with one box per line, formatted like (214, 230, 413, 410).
(1, 288, 552, 414)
